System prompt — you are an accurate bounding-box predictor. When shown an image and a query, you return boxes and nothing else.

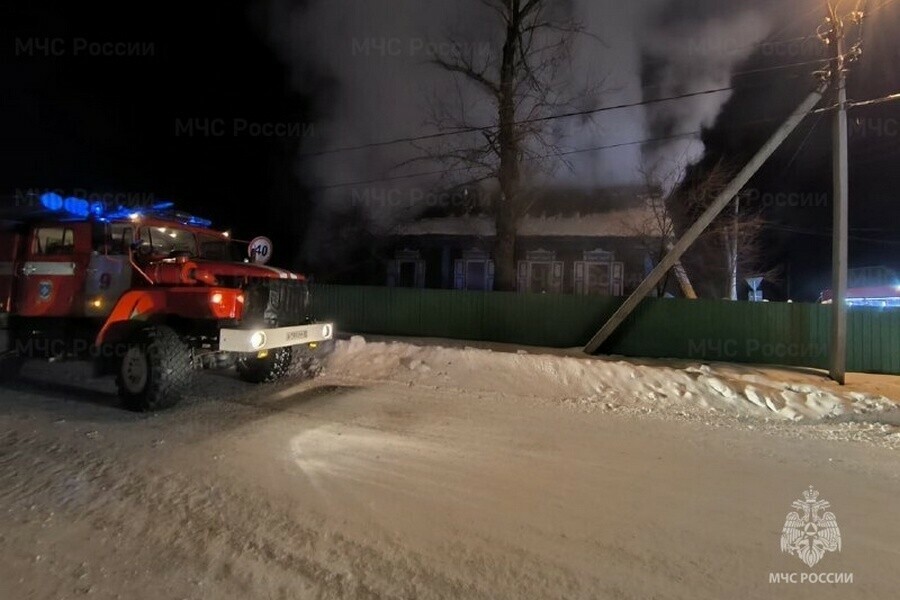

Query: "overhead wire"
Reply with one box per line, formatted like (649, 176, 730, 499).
(301, 58, 830, 159)
(312, 88, 900, 191)
(303, 0, 899, 162)
(310, 1, 900, 192)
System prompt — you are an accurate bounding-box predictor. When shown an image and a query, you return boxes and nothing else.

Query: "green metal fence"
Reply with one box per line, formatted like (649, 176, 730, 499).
(310, 285, 900, 375)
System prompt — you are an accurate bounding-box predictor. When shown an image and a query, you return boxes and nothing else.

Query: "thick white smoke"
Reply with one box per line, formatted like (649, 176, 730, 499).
(261, 0, 782, 210)
(641, 7, 774, 188)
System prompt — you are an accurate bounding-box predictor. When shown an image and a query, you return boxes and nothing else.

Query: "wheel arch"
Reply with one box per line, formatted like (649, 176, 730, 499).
(95, 290, 170, 348)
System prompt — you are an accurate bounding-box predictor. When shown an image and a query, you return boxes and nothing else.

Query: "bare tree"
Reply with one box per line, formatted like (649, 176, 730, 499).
(674, 162, 780, 299)
(418, 0, 598, 291)
(623, 170, 703, 299)
(623, 169, 677, 297)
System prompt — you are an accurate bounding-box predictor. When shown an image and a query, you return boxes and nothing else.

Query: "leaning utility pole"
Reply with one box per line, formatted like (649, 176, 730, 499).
(825, 3, 851, 385)
(583, 84, 828, 354)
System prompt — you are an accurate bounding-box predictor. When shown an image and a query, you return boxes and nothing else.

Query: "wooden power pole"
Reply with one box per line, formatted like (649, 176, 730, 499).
(826, 3, 850, 385)
(583, 84, 828, 355)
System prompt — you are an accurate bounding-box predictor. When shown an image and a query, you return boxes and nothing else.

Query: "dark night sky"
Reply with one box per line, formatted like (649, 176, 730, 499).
(1, 1, 313, 269)
(688, 3, 900, 300)
(2, 1, 898, 298)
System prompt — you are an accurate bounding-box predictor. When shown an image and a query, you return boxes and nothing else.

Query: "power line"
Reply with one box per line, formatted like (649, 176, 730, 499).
(768, 3, 833, 44)
(847, 92, 900, 109)
(302, 59, 830, 160)
(302, 86, 735, 159)
(768, 224, 900, 246)
(638, 35, 822, 71)
(314, 130, 702, 190)
(781, 111, 825, 175)
(313, 115, 792, 191)
(811, 90, 900, 113)
(312, 89, 900, 191)
(728, 58, 829, 79)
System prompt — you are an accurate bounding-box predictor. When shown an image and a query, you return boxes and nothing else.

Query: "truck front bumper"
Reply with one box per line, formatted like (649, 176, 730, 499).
(219, 322, 334, 353)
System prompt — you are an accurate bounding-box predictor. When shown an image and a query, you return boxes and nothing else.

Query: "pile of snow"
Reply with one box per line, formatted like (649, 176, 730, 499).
(328, 337, 897, 422)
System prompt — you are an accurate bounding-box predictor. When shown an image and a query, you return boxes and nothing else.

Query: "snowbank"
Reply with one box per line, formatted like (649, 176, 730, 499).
(327, 336, 897, 422)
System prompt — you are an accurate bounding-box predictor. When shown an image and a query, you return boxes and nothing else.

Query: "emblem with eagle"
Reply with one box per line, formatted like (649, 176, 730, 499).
(780, 486, 842, 567)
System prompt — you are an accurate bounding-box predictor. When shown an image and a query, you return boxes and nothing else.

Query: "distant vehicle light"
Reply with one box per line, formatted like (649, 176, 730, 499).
(210, 292, 224, 305)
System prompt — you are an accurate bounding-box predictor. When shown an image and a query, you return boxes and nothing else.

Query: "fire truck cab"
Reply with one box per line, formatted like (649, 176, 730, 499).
(0, 194, 335, 411)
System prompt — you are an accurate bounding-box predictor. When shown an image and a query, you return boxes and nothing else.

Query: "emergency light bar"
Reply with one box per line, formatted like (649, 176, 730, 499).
(38, 192, 211, 228)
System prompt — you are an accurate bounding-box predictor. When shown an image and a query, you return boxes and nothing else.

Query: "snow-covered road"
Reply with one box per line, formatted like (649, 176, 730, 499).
(1, 338, 899, 599)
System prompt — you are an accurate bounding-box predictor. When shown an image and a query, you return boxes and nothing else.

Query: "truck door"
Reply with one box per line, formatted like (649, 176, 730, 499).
(15, 223, 91, 317)
(84, 222, 134, 318)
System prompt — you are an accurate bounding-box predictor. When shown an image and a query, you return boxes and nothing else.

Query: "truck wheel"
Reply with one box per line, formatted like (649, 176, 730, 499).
(117, 326, 193, 411)
(289, 339, 336, 379)
(236, 348, 293, 384)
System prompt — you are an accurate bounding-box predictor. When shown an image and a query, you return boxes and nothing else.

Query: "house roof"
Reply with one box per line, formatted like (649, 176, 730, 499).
(397, 186, 666, 238)
(395, 207, 661, 238)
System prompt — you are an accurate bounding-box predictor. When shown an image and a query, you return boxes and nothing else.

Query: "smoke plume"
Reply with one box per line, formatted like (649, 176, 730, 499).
(260, 0, 817, 251)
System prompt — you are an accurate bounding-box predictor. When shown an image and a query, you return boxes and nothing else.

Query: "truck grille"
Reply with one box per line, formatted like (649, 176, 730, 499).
(242, 279, 309, 327)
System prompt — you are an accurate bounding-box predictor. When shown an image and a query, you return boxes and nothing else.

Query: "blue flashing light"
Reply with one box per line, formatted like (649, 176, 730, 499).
(63, 197, 91, 218)
(186, 216, 212, 228)
(103, 207, 136, 220)
(36, 192, 213, 229)
(40, 192, 64, 211)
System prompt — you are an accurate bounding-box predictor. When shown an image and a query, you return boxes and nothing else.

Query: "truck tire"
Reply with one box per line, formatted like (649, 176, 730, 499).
(289, 339, 336, 379)
(117, 326, 193, 411)
(236, 348, 293, 384)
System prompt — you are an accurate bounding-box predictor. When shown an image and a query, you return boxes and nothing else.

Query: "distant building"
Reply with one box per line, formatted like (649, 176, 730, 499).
(383, 186, 666, 296)
(820, 266, 900, 308)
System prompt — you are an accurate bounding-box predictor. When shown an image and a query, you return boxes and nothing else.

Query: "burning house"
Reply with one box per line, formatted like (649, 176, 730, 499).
(383, 186, 666, 296)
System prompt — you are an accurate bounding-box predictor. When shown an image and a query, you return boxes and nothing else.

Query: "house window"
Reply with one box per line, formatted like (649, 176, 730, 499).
(518, 250, 563, 294)
(454, 249, 494, 291)
(466, 261, 487, 291)
(574, 249, 625, 296)
(388, 250, 426, 288)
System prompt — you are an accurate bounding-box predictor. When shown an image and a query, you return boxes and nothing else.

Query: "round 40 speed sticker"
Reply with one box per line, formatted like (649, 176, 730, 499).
(248, 236, 273, 265)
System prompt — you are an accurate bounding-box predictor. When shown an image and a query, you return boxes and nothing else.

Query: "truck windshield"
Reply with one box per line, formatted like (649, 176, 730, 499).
(138, 226, 197, 256)
(134, 227, 243, 261)
(198, 234, 245, 262)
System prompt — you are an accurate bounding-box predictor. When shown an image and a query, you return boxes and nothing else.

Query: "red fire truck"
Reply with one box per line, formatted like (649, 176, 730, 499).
(0, 194, 334, 411)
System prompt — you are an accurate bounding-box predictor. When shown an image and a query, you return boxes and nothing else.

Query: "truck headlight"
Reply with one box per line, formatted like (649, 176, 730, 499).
(249, 331, 267, 350)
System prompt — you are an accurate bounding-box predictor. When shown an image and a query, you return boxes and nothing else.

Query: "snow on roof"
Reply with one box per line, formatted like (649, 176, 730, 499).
(395, 206, 663, 238)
